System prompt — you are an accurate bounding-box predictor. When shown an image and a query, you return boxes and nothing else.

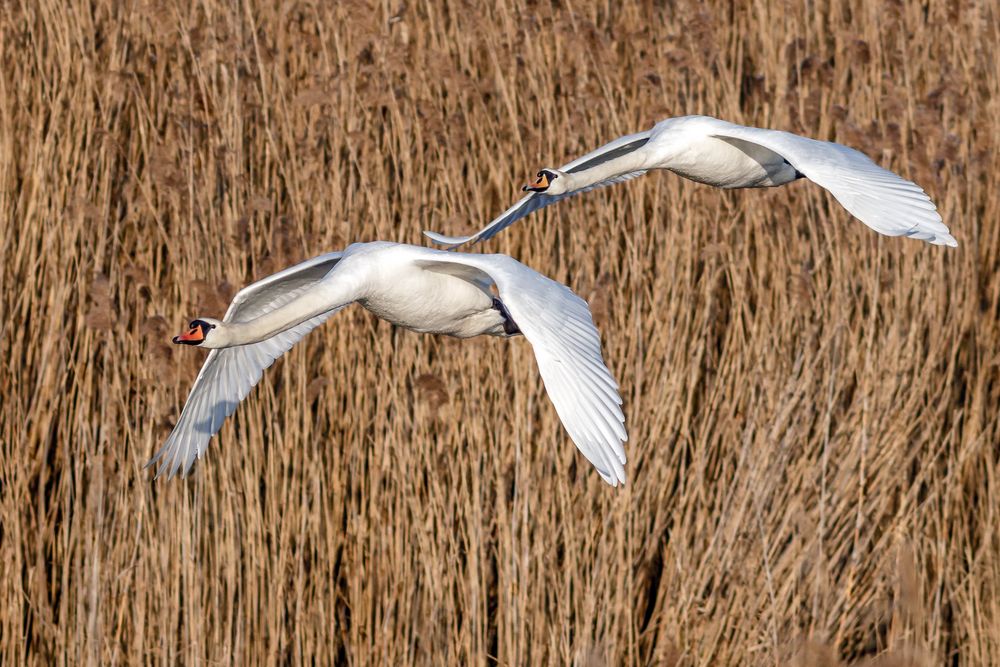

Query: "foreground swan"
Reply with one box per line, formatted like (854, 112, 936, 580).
(425, 114, 956, 248)
(147, 242, 628, 485)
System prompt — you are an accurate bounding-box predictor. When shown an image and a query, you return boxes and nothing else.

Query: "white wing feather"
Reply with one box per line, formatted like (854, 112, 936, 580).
(147, 310, 342, 478)
(709, 125, 956, 246)
(417, 251, 628, 485)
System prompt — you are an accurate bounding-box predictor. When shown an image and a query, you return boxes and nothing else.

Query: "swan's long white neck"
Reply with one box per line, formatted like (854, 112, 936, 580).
(211, 281, 361, 348)
(553, 148, 648, 194)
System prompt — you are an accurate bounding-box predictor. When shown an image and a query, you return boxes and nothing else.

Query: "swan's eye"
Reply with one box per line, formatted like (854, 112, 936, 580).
(192, 319, 215, 332)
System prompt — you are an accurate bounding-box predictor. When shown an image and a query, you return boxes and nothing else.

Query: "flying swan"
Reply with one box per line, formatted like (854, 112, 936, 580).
(147, 242, 628, 486)
(425, 114, 956, 248)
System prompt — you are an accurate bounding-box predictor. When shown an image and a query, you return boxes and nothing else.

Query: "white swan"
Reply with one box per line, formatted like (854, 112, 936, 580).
(425, 114, 956, 248)
(147, 242, 628, 485)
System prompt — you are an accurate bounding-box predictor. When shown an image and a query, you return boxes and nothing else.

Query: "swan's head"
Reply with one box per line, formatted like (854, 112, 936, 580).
(173, 318, 222, 348)
(522, 168, 568, 195)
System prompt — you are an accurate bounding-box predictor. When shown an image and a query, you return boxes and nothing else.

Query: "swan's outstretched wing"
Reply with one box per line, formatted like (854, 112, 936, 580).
(709, 125, 956, 246)
(146, 310, 343, 478)
(415, 251, 628, 485)
(424, 130, 652, 248)
(147, 252, 345, 478)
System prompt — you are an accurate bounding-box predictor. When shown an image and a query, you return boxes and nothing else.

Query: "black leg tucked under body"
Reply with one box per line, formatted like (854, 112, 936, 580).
(492, 297, 521, 336)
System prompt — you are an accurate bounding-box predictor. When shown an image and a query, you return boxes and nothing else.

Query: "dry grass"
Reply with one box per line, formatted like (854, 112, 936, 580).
(1, 0, 997, 664)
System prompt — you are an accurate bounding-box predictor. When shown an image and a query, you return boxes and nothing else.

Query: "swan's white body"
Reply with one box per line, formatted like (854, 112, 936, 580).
(148, 242, 628, 486)
(425, 115, 956, 247)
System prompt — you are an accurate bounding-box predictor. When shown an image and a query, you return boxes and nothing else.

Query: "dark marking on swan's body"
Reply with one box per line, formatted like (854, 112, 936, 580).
(783, 158, 806, 180)
(492, 297, 521, 336)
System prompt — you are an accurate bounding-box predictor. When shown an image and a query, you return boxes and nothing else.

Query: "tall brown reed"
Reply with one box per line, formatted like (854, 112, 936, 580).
(1, 0, 997, 664)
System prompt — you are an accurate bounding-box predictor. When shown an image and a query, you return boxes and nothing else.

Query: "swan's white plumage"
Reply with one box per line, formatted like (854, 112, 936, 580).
(420, 253, 628, 485)
(707, 123, 955, 245)
(424, 114, 956, 248)
(149, 243, 628, 485)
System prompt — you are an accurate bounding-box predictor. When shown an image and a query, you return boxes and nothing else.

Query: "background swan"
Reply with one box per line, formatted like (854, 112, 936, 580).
(148, 241, 628, 486)
(425, 114, 957, 248)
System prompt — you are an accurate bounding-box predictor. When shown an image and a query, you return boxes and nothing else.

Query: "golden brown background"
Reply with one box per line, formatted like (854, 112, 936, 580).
(2, 0, 997, 664)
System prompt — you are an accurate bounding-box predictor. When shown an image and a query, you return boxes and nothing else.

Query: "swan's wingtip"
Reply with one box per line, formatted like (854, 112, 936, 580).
(598, 461, 628, 488)
(928, 232, 958, 248)
(144, 454, 166, 480)
(422, 229, 476, 249)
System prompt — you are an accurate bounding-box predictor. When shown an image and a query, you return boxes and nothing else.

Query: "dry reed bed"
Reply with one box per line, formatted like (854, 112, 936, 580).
(1, 0, 997, 664)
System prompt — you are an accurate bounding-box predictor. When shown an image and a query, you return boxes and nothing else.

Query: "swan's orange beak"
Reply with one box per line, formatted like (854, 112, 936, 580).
(522, 172, 550, 192)
(173, 326, 204, 345)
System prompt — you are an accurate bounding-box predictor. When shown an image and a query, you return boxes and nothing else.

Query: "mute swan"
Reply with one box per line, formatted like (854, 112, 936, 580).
(425, 115, 956, 248)
(147, 242, 628, 486)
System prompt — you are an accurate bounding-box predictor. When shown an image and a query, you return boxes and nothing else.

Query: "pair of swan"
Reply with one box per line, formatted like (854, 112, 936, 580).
(150, 115, 956, 486)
